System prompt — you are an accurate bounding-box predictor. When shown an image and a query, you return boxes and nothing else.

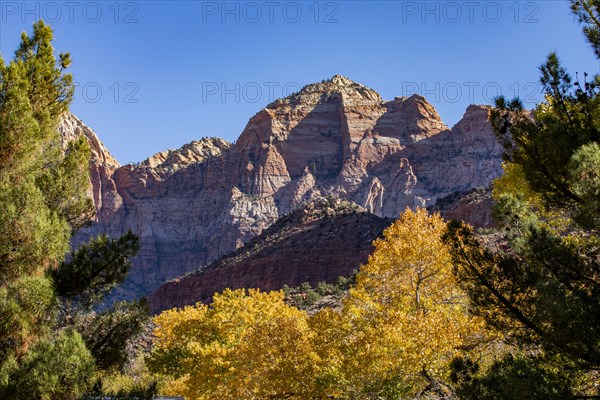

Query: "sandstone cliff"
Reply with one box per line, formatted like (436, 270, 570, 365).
(59, 113, 122, 224)
(65, 75, 503, 302)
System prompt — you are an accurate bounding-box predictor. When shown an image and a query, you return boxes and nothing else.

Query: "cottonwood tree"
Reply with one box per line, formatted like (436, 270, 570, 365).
(148, 289, 320, 399)
(312, 208, 490, 399)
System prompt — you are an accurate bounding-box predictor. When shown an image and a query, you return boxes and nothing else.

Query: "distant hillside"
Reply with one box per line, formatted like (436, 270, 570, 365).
(148, 197, 392, 313)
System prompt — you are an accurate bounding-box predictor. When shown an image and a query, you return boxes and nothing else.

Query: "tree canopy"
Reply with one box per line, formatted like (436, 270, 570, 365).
(149, 209, 490, 399)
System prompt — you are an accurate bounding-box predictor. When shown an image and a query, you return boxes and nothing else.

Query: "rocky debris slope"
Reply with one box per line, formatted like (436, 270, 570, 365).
(65, 75, 504, 302)
(148, 197, 392, 313)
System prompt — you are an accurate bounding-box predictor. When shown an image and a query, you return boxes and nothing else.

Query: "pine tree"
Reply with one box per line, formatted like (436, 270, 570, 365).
(0, 21, 150, 398)
(443, 2, 600, 397)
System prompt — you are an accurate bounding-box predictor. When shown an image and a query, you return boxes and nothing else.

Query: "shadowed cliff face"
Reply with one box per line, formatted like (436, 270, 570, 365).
(62, 75, 503, 302)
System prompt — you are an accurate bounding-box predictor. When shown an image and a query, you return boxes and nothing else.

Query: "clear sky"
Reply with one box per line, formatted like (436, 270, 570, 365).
(0, 0, 598, 163)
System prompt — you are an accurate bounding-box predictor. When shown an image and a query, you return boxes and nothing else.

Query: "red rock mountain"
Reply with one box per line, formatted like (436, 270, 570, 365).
(62, 75, 503, 302)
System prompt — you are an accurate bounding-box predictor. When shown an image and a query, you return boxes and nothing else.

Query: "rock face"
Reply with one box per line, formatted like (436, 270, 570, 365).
(429, 187, 496, 229)
(446, 193, 495, 229)
(66, 75, 504, 302)
(148, 197, 392, 313)
(59, 113, 122, 224)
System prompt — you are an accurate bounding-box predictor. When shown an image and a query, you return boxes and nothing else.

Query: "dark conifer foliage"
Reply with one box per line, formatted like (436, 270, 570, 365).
(0, 21, 151, 398)
(53, 231, 139, 309)
(444, 2, 600, 397)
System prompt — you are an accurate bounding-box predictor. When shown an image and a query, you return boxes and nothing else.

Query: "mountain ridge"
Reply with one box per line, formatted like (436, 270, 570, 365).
(61, 75, 503, 302)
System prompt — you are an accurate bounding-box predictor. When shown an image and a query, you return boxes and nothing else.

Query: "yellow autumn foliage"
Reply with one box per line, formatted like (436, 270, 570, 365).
(312, 208, 489, 397)
(148, 289, 320, 399)
(148, 208, 492, 399)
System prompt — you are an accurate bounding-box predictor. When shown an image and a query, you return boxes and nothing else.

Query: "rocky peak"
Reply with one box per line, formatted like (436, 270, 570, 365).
(60, 112, 120, 169)
(268, 74, 382, 108)
(401, 94, 445, 121)
(452, 104, 493, 134)
(59, 112, 123, 223)
(137, 137, 231, 176)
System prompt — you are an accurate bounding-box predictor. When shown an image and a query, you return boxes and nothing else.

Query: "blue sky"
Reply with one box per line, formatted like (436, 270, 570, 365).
(0, 0, 598, 163)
